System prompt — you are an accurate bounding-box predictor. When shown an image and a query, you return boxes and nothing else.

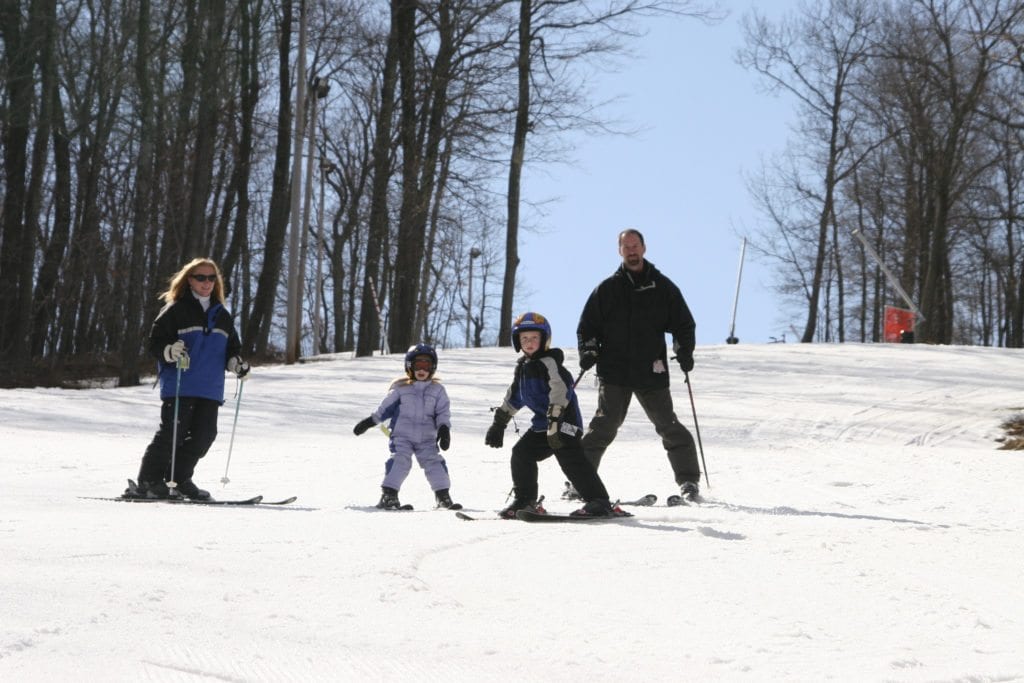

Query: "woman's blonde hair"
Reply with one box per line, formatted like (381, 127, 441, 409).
(158, 258, 226, 304)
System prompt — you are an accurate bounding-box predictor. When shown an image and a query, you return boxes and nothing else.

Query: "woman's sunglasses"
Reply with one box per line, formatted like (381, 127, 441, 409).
(190, 273, 217, 283)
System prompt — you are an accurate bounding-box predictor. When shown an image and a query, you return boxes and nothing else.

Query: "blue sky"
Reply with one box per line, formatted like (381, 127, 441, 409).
(514, 1, 799, 349)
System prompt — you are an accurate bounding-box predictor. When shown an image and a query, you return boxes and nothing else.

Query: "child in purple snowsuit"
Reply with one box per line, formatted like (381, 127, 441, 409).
(353, 344, 460, 510)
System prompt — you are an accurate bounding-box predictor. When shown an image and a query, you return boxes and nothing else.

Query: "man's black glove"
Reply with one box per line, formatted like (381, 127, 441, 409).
(353, 416, 376, 435)
(673, 340, 694, 373)
(436, 425, 451, 451)
(546, 405, 565, 450)
(578, 339, 599, 371)
(485, 409, 512, 448)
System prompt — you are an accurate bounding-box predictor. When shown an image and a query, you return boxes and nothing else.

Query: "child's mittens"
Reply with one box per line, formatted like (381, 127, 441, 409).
(353, 416, 376, 435)
(436, 425, 451, 451)
(485, 409, 511, 448)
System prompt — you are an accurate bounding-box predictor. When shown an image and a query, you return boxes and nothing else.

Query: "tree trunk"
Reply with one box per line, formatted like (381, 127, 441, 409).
(244, 0, 294, 357)
(392, 0, 456, 351)
(800, 153, 838, 343)
(357, 3, 400, 357)
(184, 0, 227, 258)
(499, 0, 532, 348)
(120, 0, 157, 387)
(221, 0, 260, 314)
(31, 81, 71, 358)
(0, 0, 34, 359)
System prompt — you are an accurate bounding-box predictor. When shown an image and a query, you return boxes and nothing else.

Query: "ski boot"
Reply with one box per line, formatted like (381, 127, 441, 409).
(175, 479, 212, 501)
(122, 479, 171, 500)
(569, 498, 621, 518)
(500, 495, 546, 519)
(434, 488, 463, 510)
(680, 481, 702, 504)
(376, 486, 403, 510)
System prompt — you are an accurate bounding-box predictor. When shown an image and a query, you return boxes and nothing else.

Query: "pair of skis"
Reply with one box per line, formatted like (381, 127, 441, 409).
(83, 481, 297, 506)
(454, 509, 633, 523)
(455, 491, 700, 523)
(98, 494, 298, 506)
(374, 503, 464, 511)
(612, 493, 704, 507)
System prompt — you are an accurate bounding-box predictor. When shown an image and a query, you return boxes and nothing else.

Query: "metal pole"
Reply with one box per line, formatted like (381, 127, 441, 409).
(309, 79, 330, 355)
(167, 351, 189, 492)
(314, 159, 326, 353)
(285, 0, 308, 364)
(851, 229, 925, 320)
(684, 372, 710, 489)
(220, 380, 244, 486)
(465, 248, 481, 348)
(727, 237, 746, 344)
(466, 255, 473, 348)
(297, 77, 321, 358)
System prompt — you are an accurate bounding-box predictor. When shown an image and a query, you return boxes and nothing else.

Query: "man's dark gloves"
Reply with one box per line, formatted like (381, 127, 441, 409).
(436, 425, 451, 451)
(353, 416, 376, 435)
(485, 409, 512, 448)
(678, 353, 694, 373)
(673, 339, 695, 373)
(578, 339, 599, 371)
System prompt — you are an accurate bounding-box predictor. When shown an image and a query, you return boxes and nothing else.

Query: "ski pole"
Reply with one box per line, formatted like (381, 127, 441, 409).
(684, 371, 710, 489)
(167, 351, 190, 493)
(573, 368, 588, 388)
(220, 378, 244, 486)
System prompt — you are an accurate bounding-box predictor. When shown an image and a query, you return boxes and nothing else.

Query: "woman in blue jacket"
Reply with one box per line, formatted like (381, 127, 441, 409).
(125, 258, 249, 501)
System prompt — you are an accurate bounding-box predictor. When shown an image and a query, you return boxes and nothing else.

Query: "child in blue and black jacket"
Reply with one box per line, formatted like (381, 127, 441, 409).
(484, 312, 620, 519)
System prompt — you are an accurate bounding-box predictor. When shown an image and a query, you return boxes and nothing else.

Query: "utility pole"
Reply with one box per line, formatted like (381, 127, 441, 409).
(285, 0, 308, 365)
(315, 157, 334, 354)
(300, 76, 329, 355)
(727, 237, 746, 344)
(466, 247, 481, 348)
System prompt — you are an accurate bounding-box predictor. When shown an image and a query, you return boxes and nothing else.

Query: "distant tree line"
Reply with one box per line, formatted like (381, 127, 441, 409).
(740, 0, 1024, 345)
(0, 0, 711, 387)
(8, 0, 1017, 390)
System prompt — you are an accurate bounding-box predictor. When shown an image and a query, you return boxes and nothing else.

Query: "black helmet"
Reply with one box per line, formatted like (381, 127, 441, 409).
(511, 312, 552, 352)
(404, 343, 438, 378)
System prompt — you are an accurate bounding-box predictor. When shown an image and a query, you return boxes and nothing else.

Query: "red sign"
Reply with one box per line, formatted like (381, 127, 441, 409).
(884, 306, 915, 343)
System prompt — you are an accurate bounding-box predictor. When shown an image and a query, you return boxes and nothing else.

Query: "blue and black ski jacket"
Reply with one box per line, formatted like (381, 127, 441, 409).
(149, 295, 242, 403)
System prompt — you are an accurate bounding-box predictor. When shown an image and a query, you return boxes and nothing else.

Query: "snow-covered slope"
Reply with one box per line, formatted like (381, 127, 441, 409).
(2, 343, 1021, 680)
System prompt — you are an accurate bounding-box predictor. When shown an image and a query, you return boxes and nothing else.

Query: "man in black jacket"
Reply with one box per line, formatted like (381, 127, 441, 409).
(574, 229, 702, 501)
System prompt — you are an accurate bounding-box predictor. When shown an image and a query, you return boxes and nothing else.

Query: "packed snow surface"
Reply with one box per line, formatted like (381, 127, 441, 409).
(2, 343, 1022, 681)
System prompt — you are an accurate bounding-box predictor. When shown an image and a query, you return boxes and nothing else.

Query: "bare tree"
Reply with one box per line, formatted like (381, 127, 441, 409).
(496, 0, 721, 345)
(245, 0, 296, 358)
(357, 1, 402, 357)
(0, 0, 40, 363)
(739, 0, 878, 342)
(120, 0, 159, 387)
(874, 0, 1022, 342)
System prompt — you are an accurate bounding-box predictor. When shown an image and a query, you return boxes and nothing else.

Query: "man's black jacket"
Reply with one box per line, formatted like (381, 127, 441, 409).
(577, 259, 695, 390)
